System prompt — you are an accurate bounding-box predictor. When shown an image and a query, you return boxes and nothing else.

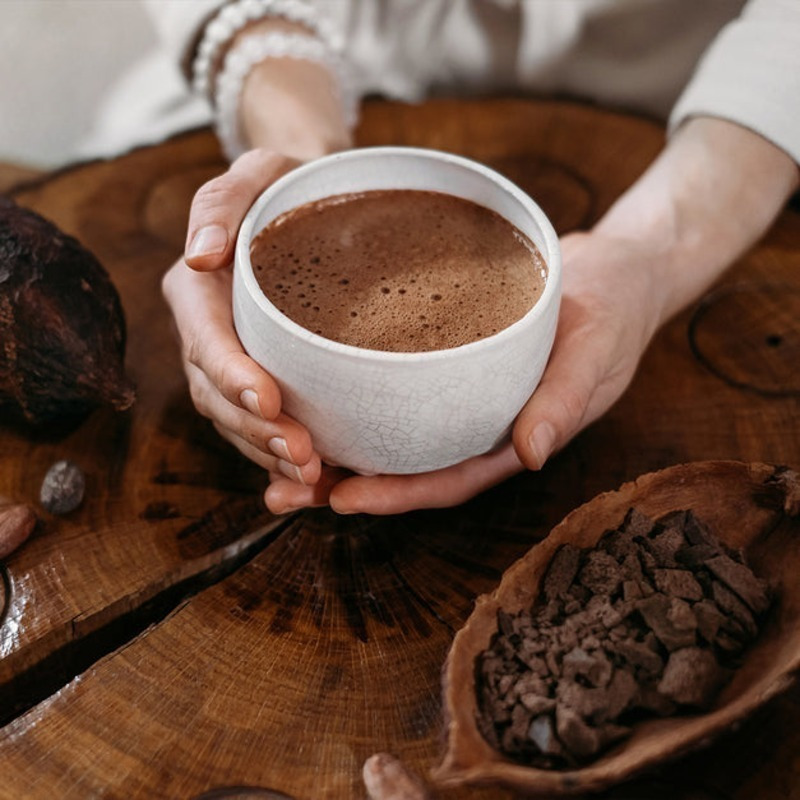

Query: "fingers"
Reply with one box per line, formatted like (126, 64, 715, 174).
(265, 466, 352, 513)
(214, 423, 322, 485)
(188, 363, 314, 466)
(512, 296, 636, 471)
(327, 443, 523, 515)
(162, 257, 322, 484)
(184, 149, 299, 271)
(163, 262, 282, 419)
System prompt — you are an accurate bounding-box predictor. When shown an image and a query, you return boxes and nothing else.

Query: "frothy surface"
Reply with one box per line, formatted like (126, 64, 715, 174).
(250, 189, 546, 352)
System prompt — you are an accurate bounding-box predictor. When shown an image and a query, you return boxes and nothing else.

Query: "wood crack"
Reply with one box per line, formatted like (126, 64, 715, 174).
(0, 511, 297, 728)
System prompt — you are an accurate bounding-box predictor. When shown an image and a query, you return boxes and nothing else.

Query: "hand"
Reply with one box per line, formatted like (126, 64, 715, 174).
(265, 117, 799, 515)
(162, 149, 322, 486)
(264, 230, 663, 515)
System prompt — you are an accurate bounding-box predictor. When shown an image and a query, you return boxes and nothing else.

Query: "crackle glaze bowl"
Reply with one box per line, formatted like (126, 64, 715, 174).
(233, 147, 561, 475)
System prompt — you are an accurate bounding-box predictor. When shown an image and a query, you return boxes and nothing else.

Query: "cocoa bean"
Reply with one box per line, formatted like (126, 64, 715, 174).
(0, 503, 36, 559)
(40, 460, 85, 514)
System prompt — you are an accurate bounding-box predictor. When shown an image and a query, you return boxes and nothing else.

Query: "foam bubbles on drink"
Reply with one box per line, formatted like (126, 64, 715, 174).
(251, 190, 546, 352)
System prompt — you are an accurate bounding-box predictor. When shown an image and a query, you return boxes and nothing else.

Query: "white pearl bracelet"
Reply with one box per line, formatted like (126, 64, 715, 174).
(214, 31, 358, 161)
(191, 0, 341, 100)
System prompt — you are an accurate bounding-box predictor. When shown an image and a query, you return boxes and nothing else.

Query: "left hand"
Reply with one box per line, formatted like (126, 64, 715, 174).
(264, 230, 663, 515)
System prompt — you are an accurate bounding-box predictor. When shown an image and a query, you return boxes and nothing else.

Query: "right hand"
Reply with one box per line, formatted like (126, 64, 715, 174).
(162, 149, 322, 487)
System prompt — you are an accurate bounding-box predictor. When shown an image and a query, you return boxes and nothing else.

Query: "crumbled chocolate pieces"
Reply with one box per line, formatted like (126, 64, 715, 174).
(476, 508, 772, 768)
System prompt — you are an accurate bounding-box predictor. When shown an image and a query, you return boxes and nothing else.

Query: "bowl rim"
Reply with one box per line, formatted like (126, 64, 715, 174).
(234, 145, 562, 363)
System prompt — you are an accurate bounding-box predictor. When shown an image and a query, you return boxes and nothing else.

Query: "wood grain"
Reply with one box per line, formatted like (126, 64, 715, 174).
(0, 99, 798, 799)
(0, 133, 284, 712)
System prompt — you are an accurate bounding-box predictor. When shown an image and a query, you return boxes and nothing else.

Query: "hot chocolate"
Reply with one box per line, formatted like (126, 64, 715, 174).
(250, 189, 547, 352)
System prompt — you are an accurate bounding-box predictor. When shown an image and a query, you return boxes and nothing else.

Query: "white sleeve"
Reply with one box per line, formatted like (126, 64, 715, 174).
(669, 0, 800, 163)
(141, 0, 226, 80)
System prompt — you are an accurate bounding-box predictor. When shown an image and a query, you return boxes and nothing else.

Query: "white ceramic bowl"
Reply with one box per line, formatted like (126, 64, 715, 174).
(233, 147, 561, 475)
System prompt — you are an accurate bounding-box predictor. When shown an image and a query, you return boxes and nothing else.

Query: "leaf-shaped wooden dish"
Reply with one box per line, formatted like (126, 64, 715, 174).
(433, 461, 800, 796)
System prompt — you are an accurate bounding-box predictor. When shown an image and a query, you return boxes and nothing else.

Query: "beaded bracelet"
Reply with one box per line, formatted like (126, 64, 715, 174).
(214, 31, 358, 161)
(191, 0, 341, 100)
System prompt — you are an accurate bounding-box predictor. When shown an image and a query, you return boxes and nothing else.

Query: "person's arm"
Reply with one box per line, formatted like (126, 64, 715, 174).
(601, 119, 798, 327)
(508, 116, 798, 473)
(235, 19, 353, 159)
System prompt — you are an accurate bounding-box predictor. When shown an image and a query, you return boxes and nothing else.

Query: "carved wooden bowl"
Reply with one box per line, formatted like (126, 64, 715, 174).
(433, 461, 800, 796)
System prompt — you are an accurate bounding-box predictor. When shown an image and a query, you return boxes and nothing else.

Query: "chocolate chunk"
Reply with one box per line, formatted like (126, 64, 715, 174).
(564, 599, 581, 615)
(497, 673, 516, 698)
(619, 551, 644, 580)
(658, 647, 726, 708)
(612, 639, 664, 677)
(706, 555, 770, 615)
(643, 526, 686, 569)
(715, 631, 745, 653)
(622, 507, 656, 538)
(518, 652, 550, 677)
(555, 705, 604, 759)
(657, 510, 690, 531)
(641, 631, 660, 652)
(636, 594, 697, 651)
(652, 569, 704, 601)
(562, 647, 613, 688)
(609, 624, 629, 642)
(693, 599, 727, 644)
(567, 584, 592, 605)
(712, 581, 758, 639)
(528, 715, 563, 755)
(579, 551, 622, 596)
(604, 668, 638, 719)
(636, 685, 678, 716)
(681, 511, 720, 550)
(545, 650, 560, 677)
(521, 693, 557, 716)
(497, 609, 516, 638)
(556, 680, 612, 722)
(676, 543, 720, 568)
(514, 672, 550, 698)
(622, 580, 644, 601)
(543, 544, 582, 601)
(540, 600, 565, 624)
(637, 546, 659, 577)
(508, 703, 533, 743)
(557, 623, 580, 653)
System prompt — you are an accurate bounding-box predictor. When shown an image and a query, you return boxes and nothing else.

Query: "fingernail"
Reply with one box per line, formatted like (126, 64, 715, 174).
(528, 422, 556, 469)
(329, 497, 356, 515)
(239, 389, 262, 417)
(268, 436, 292, 461)
(187, 224, 228, 259)
(333, 506, 357, 516)
(277, 459, 306, 485)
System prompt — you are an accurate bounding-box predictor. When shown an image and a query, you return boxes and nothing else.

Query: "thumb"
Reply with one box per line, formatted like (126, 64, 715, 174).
(512, 314, 607, 471)
(184, 149, 299, 271)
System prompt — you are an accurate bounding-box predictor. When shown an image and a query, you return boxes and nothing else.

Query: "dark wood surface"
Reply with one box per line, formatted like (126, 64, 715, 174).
(0, 99, 798, 800)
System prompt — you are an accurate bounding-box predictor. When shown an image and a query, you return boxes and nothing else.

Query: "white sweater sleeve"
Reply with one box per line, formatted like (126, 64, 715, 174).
(669, 0, 800, 163)
(141, 0, 225, 81)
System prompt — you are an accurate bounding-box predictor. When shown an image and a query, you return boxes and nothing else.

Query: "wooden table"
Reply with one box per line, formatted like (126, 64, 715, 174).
(0, 99, 798, 800)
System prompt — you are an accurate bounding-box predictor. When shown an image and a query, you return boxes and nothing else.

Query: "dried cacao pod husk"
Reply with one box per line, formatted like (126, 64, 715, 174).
(0, 195, 135, 425)
(435, 461, 800, 796)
